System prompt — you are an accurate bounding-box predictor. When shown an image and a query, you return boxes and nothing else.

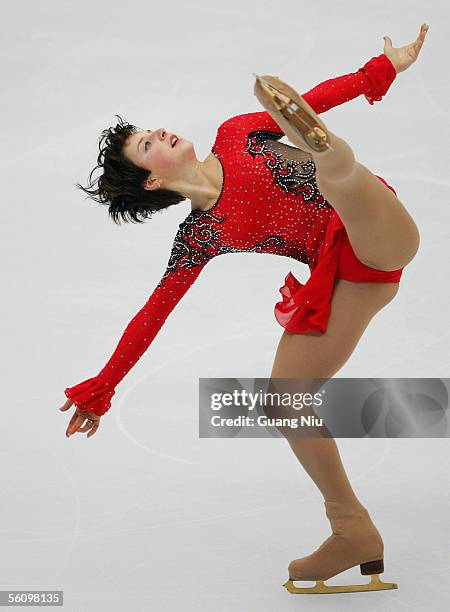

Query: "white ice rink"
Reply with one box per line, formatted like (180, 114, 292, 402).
(1, 1, 449, 610)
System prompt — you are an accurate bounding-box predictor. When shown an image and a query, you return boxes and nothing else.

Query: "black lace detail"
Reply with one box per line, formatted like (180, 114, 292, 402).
(245, 130, 333, 210)
(157, 210, 290, 287)
(216, 235, 286, 256)
(157, 210, 226, 288)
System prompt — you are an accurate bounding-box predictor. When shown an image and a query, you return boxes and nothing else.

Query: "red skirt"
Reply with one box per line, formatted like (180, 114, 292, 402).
(274, 175, 403, 334)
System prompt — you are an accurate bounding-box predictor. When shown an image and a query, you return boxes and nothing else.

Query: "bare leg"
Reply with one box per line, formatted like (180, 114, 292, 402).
(270, 278, 399, 583)
(285, 437, 362, 505)
(270, 278, 398, 507)
(311, 131, 420, 271)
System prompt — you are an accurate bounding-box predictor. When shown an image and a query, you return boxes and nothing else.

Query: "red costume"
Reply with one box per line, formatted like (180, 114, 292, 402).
(65, 53, 402, 416)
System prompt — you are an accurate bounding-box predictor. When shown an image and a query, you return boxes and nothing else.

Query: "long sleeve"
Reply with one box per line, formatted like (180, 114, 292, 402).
(302, 53, 396, 112)
(64, 223, 211, 416)
(239, 53, 397, 137)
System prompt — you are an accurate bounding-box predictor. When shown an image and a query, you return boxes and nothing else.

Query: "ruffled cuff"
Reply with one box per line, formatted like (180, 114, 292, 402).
(64, 375, 115, 416)
(358, 53, 396, 105)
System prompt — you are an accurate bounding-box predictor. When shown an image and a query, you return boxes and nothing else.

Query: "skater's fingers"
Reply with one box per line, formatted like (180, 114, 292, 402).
(59, 397, 73, 411)
(77, 420, 94, 433)
(383, 35, 393, 50)
(414, 23, 429, 52)
(76, 409, 101, 424)
(86, 422, 100, 438)
(65, 412, 80, 437)
(66, 413, 90, 437)
(75, 410, 101, 437)
(78, 420, 98, 436)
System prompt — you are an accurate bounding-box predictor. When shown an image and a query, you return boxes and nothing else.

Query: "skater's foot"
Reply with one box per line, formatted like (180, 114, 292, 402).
(253, 75, 356, 180)
(288, 500, 384, 582)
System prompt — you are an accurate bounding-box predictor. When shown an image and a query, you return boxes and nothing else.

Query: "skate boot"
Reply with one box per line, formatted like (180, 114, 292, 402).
(253, 73, 333, 154)
(283, 500, 398, 594)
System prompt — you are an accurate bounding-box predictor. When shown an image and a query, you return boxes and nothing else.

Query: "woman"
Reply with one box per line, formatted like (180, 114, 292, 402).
(60, 24, 429, 594)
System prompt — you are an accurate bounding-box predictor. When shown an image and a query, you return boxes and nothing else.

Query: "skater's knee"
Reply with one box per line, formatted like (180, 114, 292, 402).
(407, 220, 421, 264)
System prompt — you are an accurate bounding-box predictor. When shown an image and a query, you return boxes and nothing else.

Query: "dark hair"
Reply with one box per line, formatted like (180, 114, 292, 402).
(75, 114, 186, 225)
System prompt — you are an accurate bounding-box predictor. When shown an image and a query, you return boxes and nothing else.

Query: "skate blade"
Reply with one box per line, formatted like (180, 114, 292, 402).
(253, 73, 291, 106)
(253, 73, 334, 153)
(283, 573, 398, 594)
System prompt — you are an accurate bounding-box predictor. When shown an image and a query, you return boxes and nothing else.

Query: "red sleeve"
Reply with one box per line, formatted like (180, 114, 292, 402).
(64, 230, 209, 417)
(236, 53, 397, 135)
(302, 53, 396, 111)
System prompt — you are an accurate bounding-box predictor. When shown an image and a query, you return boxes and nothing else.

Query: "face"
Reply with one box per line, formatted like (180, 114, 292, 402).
(123, 128, 194, 190)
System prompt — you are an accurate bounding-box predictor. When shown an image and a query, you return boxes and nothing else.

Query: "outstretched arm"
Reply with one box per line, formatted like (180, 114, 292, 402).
(242, 24, 430, 137)
(62, 222, 211, 423)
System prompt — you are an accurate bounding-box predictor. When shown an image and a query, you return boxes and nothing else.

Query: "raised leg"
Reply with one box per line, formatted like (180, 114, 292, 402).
(254, 76, 420, 272)
(312, 131, 420, 271)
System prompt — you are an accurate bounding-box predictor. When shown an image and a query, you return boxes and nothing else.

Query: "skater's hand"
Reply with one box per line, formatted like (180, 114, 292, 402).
(383, 23, 429, 74)
(59, 397, 101, 438)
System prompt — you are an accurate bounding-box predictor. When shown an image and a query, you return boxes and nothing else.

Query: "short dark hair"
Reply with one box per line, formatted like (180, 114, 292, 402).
(75, 114, 186, 225)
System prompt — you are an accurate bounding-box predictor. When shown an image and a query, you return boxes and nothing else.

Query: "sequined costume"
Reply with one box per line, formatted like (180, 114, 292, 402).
(65, 53, 403, 416)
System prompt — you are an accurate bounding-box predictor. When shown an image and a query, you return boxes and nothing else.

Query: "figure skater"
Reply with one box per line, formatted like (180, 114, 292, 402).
(60, 24, 429, 595)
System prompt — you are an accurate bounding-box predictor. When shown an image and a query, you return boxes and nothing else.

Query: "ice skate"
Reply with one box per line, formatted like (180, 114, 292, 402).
(253, 73, 334, 154)
(283, 500, 398, 594)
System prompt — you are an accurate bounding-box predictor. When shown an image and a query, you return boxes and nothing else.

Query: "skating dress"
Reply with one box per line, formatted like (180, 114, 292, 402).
(65, 53, 403, 416)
